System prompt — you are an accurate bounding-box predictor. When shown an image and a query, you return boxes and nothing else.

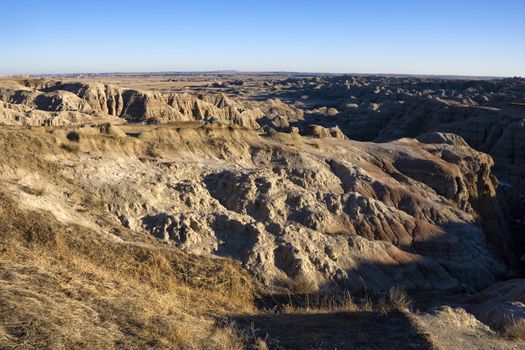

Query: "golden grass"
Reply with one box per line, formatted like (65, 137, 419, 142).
(0, 192, 254, 349)
(387, 286, 411, 310)
(503, 317, 525, 340)
(281, 273, 318, 295)
(271, 285, 413, 317)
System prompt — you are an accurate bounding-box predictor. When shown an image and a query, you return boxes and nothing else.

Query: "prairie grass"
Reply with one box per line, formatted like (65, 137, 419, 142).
(387, 286, 411, 310)
(0, 192, 253, 349)
(268, 284, 412, 317)
(281, 273, 318, 295)
(503, 317, 525, 340)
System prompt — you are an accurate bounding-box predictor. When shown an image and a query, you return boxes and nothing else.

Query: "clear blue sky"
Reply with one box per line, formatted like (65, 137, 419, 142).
(1, 0, 524, 76)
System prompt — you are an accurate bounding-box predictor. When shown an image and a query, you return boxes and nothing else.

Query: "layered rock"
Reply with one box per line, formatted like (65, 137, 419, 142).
(0, 79, 263, 128)
(257, 75, 524, 188)
(1, 74, 520, 293)
(2, 123, 507, 293)
(248, 75, 524, 268)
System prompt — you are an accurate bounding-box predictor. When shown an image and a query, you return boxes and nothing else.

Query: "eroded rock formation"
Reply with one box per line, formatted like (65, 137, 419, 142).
(0, 122, 510, 294)
(0, 79, 263, 127)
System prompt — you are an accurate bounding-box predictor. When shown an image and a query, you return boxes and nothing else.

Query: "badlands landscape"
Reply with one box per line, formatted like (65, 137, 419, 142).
(0, 73, 524, 349)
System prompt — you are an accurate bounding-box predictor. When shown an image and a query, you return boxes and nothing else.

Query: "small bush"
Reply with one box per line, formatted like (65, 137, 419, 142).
(145, 145, 161, 158)
(341, 291, 359, 312)
(283, 273, 317, 295)
(376, 297, 392, 315)
(503, 317, 525, 340)
(388, 286, 411, 310)
(66, 131, 80, 142)
(252, 337, 270, 350)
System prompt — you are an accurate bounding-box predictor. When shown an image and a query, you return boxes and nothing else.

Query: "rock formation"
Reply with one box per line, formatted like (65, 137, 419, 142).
(1, 75, 524, 348)
(0, 122, 510, 294)
(0, 79, 263, 128)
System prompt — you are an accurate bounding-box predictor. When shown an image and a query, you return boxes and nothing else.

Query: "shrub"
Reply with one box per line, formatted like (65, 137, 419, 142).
(388, 286, 411, 310)
(503, 317, 525, 340)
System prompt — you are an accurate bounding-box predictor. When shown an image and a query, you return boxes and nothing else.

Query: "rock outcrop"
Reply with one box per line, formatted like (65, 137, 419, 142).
(255, 76, 525, 191)
(1, 123, 508, 294)
(244, 75, 524, 269)
(0, 79, 263, 128)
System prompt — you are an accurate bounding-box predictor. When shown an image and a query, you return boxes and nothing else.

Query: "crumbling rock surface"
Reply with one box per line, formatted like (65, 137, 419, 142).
(0, 122, 510, 294)
(0, 79, 263, 128)
(234, 75, 524, 269)
(253, 76, 525, 193)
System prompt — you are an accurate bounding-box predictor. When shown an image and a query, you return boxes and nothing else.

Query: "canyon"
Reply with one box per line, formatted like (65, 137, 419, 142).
(0, 74, 523, 349)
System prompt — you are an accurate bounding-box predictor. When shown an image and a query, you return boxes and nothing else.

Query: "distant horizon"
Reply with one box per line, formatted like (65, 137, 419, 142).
(1, 69, 519, 80)
(1, 0, 524, 77)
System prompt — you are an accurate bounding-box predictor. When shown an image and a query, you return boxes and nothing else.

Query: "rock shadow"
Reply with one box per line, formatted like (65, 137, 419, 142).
(231, 309, 434, 350)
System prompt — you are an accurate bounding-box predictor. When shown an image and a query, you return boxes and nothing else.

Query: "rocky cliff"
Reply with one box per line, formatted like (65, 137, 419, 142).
(0, 79, 263, 128)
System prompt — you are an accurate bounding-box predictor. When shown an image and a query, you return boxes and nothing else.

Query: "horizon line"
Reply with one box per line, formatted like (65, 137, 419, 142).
(1, 70, 522, 80)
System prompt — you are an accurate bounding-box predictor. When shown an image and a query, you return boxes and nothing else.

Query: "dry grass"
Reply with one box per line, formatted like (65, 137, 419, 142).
(268, 289, 399, 316)
(280, 273, 318, 295)
(0, 269, 248, 349)
(0, 192, 254, 349)
(252, 338, 270, 350)
(372, 287, 412, 315)
(145, 144, 161, 158)
(503, 317, 525, 340)
(280, 291, 359, 314)
(269, 285, 412, 317)
(387, 286, 411, 310)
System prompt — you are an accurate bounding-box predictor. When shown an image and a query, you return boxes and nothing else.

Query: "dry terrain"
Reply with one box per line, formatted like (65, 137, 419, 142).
(0, 74, 524, 349)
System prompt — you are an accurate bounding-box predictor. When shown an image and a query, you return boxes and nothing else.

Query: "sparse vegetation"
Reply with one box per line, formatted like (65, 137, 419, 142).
(387, 286, 411, 310)
(145, 144, 161, 158)
(66, 130, 80, 142)
(279, 291, 359, 314)
(281, 273, 318, 295)
(0, 192, 254, 349)
(252, 338, 270, 350)
(503, 317, 525, 340)
(262, 288, 411, 316)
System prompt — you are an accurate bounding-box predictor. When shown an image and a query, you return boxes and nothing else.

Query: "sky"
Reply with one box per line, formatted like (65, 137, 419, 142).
(1, 0, 524, 76)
